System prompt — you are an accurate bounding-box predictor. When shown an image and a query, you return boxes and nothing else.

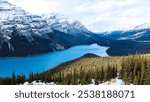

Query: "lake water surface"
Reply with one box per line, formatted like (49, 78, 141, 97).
(0, 44, 108, 77)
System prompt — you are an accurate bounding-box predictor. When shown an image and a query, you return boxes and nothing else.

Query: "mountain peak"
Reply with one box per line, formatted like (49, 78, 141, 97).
(71, 19, 89, 32)
(0, 1, 96, 57)
(0, 0, 59, 57)
(41, 13, 91, 35)
(0, 0, 52, 37)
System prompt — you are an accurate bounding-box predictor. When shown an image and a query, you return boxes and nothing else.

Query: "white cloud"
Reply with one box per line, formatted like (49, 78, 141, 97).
(6, 0, 150, 32)
(7, 0, 61, 14)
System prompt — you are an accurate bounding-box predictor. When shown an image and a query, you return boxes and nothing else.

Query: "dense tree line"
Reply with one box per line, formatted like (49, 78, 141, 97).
(0, 54, 150, 85)
(40, 65, 118, 85)
(120, 54, 150, 85)
(0, 72, 26, 85)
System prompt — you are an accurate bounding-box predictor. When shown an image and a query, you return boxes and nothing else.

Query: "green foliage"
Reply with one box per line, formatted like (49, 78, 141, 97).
(40, 54, 119, 85)
(120, 54, 150, 85)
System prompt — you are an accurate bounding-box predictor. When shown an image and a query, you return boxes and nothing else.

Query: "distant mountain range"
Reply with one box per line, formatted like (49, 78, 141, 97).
(104, 23, 150, 42)
(100, 23, 150, 56)
(0, 0, 150, 57)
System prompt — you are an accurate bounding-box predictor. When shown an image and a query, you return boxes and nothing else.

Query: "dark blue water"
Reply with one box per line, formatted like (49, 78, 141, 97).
(0, 44, 108, 77)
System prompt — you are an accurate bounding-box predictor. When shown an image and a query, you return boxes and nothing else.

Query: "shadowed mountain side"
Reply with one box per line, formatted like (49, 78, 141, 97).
(106, 40, 150, 56)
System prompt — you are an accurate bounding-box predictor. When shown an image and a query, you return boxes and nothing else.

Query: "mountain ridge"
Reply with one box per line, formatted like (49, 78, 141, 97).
(0, 0, 105, 57)
(41, 13, 92, 36)
(0, 0, 68, 57)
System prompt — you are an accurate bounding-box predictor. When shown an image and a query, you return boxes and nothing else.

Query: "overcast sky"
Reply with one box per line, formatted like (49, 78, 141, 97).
(6, 0, 150, 32)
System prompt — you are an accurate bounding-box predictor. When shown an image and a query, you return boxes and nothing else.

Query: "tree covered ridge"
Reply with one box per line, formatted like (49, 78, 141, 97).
(120, 54, 150, 85)
(0, 54, 150, 85)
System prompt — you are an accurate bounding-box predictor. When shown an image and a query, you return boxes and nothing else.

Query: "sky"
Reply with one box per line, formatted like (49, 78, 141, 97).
(6, 0, 150, 32)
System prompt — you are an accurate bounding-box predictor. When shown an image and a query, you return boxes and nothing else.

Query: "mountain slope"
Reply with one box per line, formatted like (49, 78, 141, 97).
(0, 1, 107, 57)
(42, 13, 91, 36)
(0, 0, 65, 57)
(105, 23, 150, 42)
(42, 13, 109, 47)
(37, 54, 150, 85)
(99, 23, 150, 56)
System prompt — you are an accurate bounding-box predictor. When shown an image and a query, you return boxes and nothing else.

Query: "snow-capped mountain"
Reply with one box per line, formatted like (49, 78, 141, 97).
(99, 23, 150, 56)
(0, 0, 107, 57)
(42, 13, 92, 36)
(105, 23, 150, 42)
(41, 13, 109, 47)
(0, 0, 64, 57)
(0, 0, 53, 37)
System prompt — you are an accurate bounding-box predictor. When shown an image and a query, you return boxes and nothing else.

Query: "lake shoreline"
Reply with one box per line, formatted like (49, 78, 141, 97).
(0, 44, 109, 77)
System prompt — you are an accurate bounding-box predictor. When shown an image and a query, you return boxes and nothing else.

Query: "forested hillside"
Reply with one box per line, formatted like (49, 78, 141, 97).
(0, 54, 150, 85)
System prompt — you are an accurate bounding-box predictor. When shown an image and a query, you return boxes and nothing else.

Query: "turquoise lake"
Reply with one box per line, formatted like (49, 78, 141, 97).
(0, 44, 108, 77)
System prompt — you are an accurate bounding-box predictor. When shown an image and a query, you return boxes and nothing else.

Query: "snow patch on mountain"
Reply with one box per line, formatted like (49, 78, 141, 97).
(41, 13, 91, 36)
(0, 0, 52, 39)
(0, 0, 56, 52)
(119, 31, 147, 40)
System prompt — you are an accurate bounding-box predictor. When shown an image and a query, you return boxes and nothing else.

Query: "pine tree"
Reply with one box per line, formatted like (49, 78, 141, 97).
(86, 71, 91, 84)
(112, 66, 116, 79)
(4, 77, 11, 85)
(71, 69, 77, 85)
(94, 70, 99, 85)
(29, 73, 34, 83)
(21, 74, 26, 84)
(133, 76, 138, 85)
(0, 78, 3, 85)
(16, 75, 22, 84)
(64, 74, 71, 85)
(11, 72, 16, 85)
(58, 72, 62, 84)
(61, 73, 65, 84)
(100, 67, 104, 83)
(140, 63, 145, 85)
(81, 72, 86, 85)
(105, 64, 111, 81)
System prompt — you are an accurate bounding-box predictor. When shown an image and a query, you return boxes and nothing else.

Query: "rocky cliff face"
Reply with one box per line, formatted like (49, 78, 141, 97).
(0, 0, 64, 57)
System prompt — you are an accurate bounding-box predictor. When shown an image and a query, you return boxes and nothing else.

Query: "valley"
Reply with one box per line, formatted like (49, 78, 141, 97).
(0, 0, 150, 85)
